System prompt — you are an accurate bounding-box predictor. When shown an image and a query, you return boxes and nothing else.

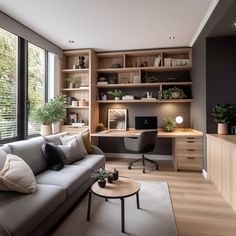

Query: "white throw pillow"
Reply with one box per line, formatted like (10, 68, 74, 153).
(58, 135, 87, 164)
(0, 154, 37, 193)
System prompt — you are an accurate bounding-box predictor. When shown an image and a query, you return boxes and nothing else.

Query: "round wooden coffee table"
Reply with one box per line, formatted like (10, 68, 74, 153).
(87, 177, 140, 233)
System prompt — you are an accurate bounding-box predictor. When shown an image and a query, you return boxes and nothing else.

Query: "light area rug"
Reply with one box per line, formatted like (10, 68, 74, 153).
(51, 181, 178, 236)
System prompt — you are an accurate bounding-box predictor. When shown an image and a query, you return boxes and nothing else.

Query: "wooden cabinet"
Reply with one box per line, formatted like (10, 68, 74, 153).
(96, 48, 192, 104)
(175, 136, 203, 171)
(60, 49, 98, 133)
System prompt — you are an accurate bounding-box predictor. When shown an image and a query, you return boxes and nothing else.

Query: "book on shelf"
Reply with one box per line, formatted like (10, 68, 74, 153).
(97, 81, 108, 85)
(154, 55, 161, 67)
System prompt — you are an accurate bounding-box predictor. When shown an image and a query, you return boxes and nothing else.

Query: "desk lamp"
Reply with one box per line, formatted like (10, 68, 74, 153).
(175, 116, 184, 131)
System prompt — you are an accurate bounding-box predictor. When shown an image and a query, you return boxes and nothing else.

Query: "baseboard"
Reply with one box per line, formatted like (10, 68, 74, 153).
(202, 169, 208, 179)
(105, 153, 172, 160)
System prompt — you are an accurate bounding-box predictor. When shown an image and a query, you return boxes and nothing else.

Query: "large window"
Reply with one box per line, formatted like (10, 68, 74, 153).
(28, 43, 46, 135)
(0, 27, 48, 142)
(0, 28, 18, 140)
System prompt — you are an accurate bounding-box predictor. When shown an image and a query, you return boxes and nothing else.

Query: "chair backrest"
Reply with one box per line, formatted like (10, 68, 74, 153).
(137, 130, 157, 153)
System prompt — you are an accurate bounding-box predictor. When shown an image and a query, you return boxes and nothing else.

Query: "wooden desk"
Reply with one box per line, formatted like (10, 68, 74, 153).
(91, 128, 203, 171)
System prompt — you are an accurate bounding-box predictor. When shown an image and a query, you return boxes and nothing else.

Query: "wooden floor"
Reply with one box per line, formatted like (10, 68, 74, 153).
(105, 158, 236, 236)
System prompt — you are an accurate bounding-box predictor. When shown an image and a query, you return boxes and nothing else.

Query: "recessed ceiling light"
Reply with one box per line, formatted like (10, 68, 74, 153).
(169, 36, 175, 40)
(68, 40, 74, 43)
(234, 22, 236, 27)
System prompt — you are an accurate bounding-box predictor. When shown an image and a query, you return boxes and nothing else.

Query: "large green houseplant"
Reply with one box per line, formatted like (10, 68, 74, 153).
(33, 95, 67, 136)
(162, 117, 176, 132)
(212, 104, 236, 134)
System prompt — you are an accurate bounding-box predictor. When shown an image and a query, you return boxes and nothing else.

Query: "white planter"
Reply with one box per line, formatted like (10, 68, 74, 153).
(115, 97, 120, 100)
(40, 124, 52, 136)
(217, 123, 228, 135)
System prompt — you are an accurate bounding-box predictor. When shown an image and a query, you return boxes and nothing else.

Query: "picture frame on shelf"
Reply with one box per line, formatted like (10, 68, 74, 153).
(108, 108, 127, 130)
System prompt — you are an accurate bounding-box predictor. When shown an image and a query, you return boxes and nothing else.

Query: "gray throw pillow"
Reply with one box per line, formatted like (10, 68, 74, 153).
(58, 136, 87, 164)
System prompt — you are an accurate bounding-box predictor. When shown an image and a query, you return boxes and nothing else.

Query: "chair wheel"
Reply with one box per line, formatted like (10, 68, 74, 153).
(143, 169, 145, 173)
(128, 165, 131, 170)
(156, 165, 159, 170)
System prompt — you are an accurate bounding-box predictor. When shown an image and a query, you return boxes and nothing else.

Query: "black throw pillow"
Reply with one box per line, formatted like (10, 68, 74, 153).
(41, 143, 66, 171)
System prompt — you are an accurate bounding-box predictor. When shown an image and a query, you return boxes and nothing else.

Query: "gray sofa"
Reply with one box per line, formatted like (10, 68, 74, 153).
(0, 133, 105, 236)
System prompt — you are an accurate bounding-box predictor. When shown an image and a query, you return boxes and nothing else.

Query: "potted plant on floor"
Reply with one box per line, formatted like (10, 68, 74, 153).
(91, 168, 109, 188)
(32, 95, 67, 136)
(212, 103, 236, 135)
(162, 116, 177, 132)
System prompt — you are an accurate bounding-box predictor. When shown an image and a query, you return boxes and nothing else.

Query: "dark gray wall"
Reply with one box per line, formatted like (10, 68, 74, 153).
(206, 36, 236, 133)
(191, 0, 234, 170)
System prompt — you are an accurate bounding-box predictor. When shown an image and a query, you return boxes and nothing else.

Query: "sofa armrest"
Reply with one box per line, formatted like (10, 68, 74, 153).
(0, 223, 11, 236)
(91, 145, 104, 155)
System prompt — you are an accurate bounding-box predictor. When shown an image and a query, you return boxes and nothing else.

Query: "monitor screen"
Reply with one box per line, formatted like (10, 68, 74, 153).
(135, 116, 158, 130)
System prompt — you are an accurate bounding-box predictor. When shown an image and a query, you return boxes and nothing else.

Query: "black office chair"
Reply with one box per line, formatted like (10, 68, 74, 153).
(124, 130, 159, 173)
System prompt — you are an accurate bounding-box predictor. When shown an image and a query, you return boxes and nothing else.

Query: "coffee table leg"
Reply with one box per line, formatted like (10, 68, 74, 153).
(136, 192, 140, 209)
(121, 198, 125, 233)
(87, 190, 92, 221)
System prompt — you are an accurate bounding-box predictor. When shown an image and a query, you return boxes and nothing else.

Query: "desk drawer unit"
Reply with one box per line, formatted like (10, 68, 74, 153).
(176, 137, 203, 171)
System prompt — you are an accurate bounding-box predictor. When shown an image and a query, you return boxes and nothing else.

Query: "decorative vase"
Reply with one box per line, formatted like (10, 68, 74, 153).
(217, 123, 228, 135)
(171, 92, 180, 99)
(113, 168, 119, 181)
(98, 180, 106, 188)
(107, 174, 114, 183)
(115, 97, 120, 100)
(40, 124, 52, 136)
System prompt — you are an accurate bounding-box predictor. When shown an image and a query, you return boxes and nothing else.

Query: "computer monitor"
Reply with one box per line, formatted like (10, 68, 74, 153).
(135, 116, 158, 130)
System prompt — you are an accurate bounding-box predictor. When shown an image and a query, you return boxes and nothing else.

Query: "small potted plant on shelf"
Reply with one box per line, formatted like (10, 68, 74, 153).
(65, 76, 81, 88)
(91, 168, 109, 188)
(158, 87, 186, 100)
(31, 95, 67, 136)
(212, 104, 236, 135)
(162, 117, 177, 132)
(108, 89, 124, 100)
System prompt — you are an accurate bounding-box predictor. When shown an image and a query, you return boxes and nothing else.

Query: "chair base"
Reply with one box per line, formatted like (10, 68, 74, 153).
(128, 154, 159, 173)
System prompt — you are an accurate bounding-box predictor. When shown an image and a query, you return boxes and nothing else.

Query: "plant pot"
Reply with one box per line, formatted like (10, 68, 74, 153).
(40, 124, 52, 136)
(115, 97, 120, 100)
(171, 91, 180, 99)
(98, 179, 106, 188)
(107, 174, 114, 183)
(217, 123, 228, 135)
(69, 82, 75, 88)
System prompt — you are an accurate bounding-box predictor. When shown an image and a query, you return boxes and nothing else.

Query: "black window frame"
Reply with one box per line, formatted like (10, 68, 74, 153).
(0, 33, 49, 144)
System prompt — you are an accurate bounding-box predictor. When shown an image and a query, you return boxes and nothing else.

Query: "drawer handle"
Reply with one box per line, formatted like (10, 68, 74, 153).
(187, 137, 194, 139)
(187, 156, 195, 159)
(187, 141, 195, 143)
(187, 149, 194, 151)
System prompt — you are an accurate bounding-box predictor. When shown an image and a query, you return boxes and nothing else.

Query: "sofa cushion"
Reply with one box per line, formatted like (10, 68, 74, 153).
(81, 130, 93, 153)
(0, 154, 37, 193)
(0, 184, 66, 236)
(72, 154, 105, 172)
(0, 145, 11, 154)
(58, 137, 86, 164)
(36, 165, 90, 196)
(41, 143, 66, 171)
(8, 136, 48, 175)
(60, 133, 88, 155)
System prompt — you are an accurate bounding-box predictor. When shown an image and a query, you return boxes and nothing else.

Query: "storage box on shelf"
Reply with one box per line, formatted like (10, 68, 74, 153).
(60, 49, 97, 133)
(96, 48, 192, 104)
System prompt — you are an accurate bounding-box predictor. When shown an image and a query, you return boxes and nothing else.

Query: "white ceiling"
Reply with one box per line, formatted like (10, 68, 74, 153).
(0, 0, 219, 51)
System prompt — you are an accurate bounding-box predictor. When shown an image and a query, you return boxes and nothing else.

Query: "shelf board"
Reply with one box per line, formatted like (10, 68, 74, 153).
(66, 106, 89, 109)
(96, 82, 192, 88)
(96, 65, 191, 73)
(61, 87, 89, 91)
(61, 68, 89, 73)
(97, 99, 193, 103)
